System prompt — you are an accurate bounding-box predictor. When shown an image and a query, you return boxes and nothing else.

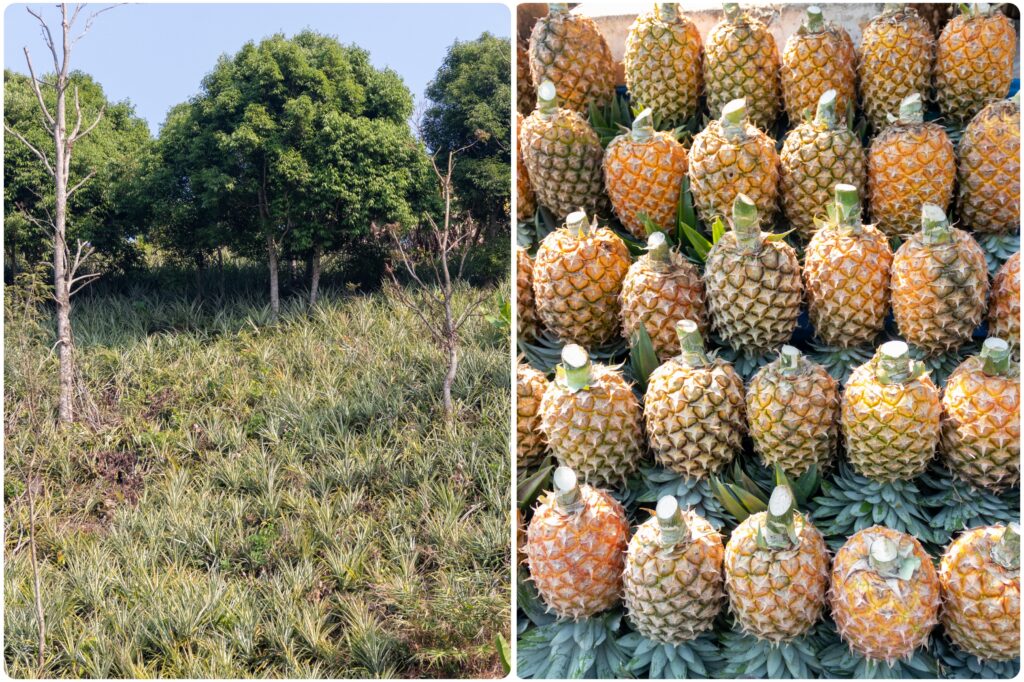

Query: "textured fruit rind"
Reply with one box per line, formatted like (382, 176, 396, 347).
(529, 10, 616, 114)
(516, 113, 537, 222)
(957, 99, 1020, 235)
(936, 13, 1016, 123)
(989, 252, 1020, 350)
(620, 251, 707, 362)
(781, 23, 857, 122)
(689, 121, 780, 226)
(604, 131, 688, 238)
(517, 42, 536, 116)
(516, 246, 539, 341)
(703, 13, 781, 130)
(623, 9, 703, 128)
(517, 363, 548, 468)
(858, 9, 934, 133)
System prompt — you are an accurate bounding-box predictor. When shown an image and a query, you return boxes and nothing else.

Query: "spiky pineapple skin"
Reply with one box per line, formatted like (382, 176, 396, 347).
(532, 226, 630, 347)
(936, 12, 1016, 123)
(939, 526, 1021, 661)
(703, 12, 781, 131)
(529, 10, 616, 114)
(989, 252, 1020, 350)
(858, 8, 934, 133)
(517, 42, 536, 116)
(891, 228, 989, 355)
(704, 233, 802, 352)
(941, 355, 1020, 491)
(781, 21, 857, 122)
(539, 363, 643, 487)
(842, 356, 941, 482)
(525, 484, 629, 620)
(725, 511, 829, 642)
(830, 526, 941, 662)
(516, 246, 539, 341)
(517, 363, 548, 468)
(957, 98, 1020, 235)
(746, 354, 839, 476)
(516, 113, 536, 223)
(620, 250, 707, 362)
(603, 131, 688, 239)
(803, 223, 892, 348)
(868, 120, 956, 238)
(689, 120, 780, 226)
(520, 106, 605, 220)
(644, 357, 746, 479)
(624, 510, 725, 644)
(623, 8, 703, 129)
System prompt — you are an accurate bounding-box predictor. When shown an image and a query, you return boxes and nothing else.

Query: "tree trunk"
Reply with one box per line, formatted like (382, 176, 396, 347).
(442, 337, 458, 419)
(266, 233, 280, 316)
(217, 247, 225, 300)
(194, 252, 205, 302)
(309, 245, 322, 307)
(53, 86, 74, 424)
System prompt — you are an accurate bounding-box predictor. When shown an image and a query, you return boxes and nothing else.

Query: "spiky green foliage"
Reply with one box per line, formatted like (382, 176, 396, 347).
(517, 611, 633, 679)
(621, 633, 722, 679)
(719, 627, 826, 679)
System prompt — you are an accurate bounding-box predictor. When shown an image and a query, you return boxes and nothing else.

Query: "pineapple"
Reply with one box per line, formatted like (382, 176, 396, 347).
(539, 345, 643, 487)
(939, 523, 1021, 662)
(623, 4, 703, 129)
(936, 4, 1016, 123)
(529, 4, 616, 113)
(517, 41, 536, 116)
(525, 467, 629, 619)
(803, 184, 892, 348)
(689, 98, 780, 226)
(724, 485, 829, 642)
(957, 95, 1020, 235)
(940, 338, 1020, 492)
(531, 210, 631, 347)
(830, 526, 941, 662)
(858, 5, 934, 134)
(890, 204, 989, 355)
(989, 252, 1020, 351)
(516, 246, 540, 341)
(703, 2, 782, 131)
(867, 94, 956, 238)
(644, 320, 746, 479)
(516, 113, 536, 223)
(704, 194, 802, 353)
(746, 346, 839, 476)
(842, 341, 941, 482)
(779, 89, 866, 239)
(517, 361, 548, 468)
(520, 81, 606, 220)
(603, 108, 688, 239)
(781, 5, 857, 122)
(623, 496, 725, 644)
(620, 232, 708, 362)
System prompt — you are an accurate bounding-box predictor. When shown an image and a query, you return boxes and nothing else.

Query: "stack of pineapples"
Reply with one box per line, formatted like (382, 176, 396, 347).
(515, 3, 1021, 679)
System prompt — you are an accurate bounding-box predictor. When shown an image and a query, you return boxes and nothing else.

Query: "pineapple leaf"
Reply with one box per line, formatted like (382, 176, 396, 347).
(710, 216, 726, 246)
(496, 634, 511, 674)
(710, 475, 768, 523)
(628, 324, 659, 392)
(517, 460, 554, 510)
(679, 221, 713, 263)
(675, 176, 697, 246)
(637, 212, 661, 238)
(764, 228, 796, 242)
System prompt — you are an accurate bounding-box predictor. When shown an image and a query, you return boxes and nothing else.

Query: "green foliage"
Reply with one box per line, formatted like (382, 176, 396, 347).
(719, 627, 824, 678)
(517, 611, 632, 679)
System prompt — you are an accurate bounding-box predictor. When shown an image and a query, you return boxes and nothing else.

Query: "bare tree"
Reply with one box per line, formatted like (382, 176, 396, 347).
(3, 3, 113, 423)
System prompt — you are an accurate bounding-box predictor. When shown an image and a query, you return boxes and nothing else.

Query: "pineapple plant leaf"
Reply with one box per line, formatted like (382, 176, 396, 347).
(517, 612, 632, 679)
(517, 565, 557, 629)
(819, 639, 939, 679)
(621, 632, 722, 679)
(919, 464, 1019, 548)
(496, 634, 511, 674)
(718, 627, 825, 679)
(931, 632, 1021, 679)
(627, 323, 658, 392)
(709, 474, 768, 524)
(676, 176, 698, 247)
(517, 460, 554, 510)
(808, 341, 874, 384)
(518, 329, 627, 375)
(589, 92, 634, 148)
(620, 465, 727, 529)
(680, 220, 713, 264)
(976, 232, 1021, 275)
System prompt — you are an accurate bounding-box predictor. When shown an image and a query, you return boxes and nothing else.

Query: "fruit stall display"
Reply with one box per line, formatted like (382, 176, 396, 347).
(515, 3, 1021, 679)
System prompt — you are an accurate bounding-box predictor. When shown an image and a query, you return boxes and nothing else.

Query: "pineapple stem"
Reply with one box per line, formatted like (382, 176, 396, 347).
(676, 319, 709, 366)
(548, 3, 569, 14)
(561, 344, 592, 392)
(732, 193, 761, 252)
(566, 209, 591, 238)
(981, 337, 1012, 376)
(721, 98, 747, 140)
(991, 522, 1021, 570)
(632, 107, 655, 142)
(658, 3, 678, 22)
(646, 231, 671, 265)
(779, 345, 802, 375)
(815, 89, 838, 128)
(760, 485, 798, 549)
(723, 2, 741, 22)
(656, 496, 688, 546)
(897, 93, 924, 125)
(876, 340, 913, 384)
(553, 466, 584, 515)
(537, 80, 558, 116)
(920, 204, 951, 245)
(804, 5, 824, 32)
(868, 537, 900, 573)
(834, 183, 862, 232)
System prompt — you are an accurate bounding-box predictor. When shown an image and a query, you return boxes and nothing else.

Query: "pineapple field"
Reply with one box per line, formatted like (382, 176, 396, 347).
(515, 2, 1021, 679)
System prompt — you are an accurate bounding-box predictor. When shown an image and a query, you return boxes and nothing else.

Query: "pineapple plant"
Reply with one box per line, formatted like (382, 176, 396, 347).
(779, 89, 866, 239)
(989, 251, 1020, 351)
(935, 3, 1016, 123)
(841, 341, 941, 482)
(688, 98, 780, 226)
(957, 94, 1020, 235)
(867, 93, 956, 238)
(620, 232, 708, 362)
(623, 4, 703, 129)
(516, 246, 540, 342)
(539, 344, 643, 487)
(745, 346, 839, 477)
(780, 5, 857, 122)
(857, 5, 934, 134)
(528, 3, 616, 113)
(890, 204, 989, 355)
(940, 337, 1020, 492)
(517, 361, 549, 468)
(830, 526, 941, 662)
(531, 210, 631, 347)
(623, 496, 725, 644)
(520, 81, 606, 220)
(643, 320, 746, 479)
(704, 194, 802, 353)
(517, 41, 536, 116)
(524, 467, 629, 619)
(516, 113, 537, 224)
(703, 2, 781, 131)
(939, 522, 1021, 662)
(603, 108, 688, 239)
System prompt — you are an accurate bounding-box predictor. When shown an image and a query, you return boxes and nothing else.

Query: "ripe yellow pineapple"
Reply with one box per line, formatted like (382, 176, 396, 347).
(516, 246, 539, 341)
(620, 232, 707, 362)
(781, 6, 857, 122)
(644, 320, 746, 479)
(516, 113, 536, 223)
(939, 523, 1021, 662)
(529, 4, 616, 113)
(842, 341, 941, 482)
(623, 496, 725, 644)
(603, 108, 688, 239)
(957, 95, 1020, 235)
(539, 345, 643, 487)
(623, 4, 703, 129)
(517, 361, 548, 468)
(830, 526, 941, 662)
(532, 210, 631, 347)
(517, 41, 535, 116)
(936, 4, 1016, 123)
(867, 94, 956, 238)
(989, 252, 1020, 350)
(940, 338, 1020, 492)
(890, 205, 989, 355)
(525, 467, 629, 619)
(724, 485, 829, 642)
(703, 3, 781, 131)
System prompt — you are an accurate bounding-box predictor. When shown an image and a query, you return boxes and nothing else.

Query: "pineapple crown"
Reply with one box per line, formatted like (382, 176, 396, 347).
(655, 496, 689, 547)
(919, 203, 951, 245)
(631, 107, 655, 142)
(756, 485, 800, 550)
(875, 340, 926, 385)
(991, 522, 1021, 571)
(558, 344, 592, 393)
(731, 193, 762, 251)
(553, 466, 584, 515)
(980, 337, 1012, 376)
(675, 319, 710, 367)
(536, 80, 559, 116)
(801, 5, 825, 33)
(548, 2, 569, 15)
(867, 536, 922, 582)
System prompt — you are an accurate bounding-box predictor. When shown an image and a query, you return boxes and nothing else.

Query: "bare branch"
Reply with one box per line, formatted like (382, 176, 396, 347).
(69, 272, 101, 298)
(25, 7, 60, 74)
(66, 169, 96, 199)
(74, 4, 118, 45)
(69, 104, 104, 144)
(13, 202, 56, 235)
(21, 48, 56, 130)
(3, 122, 55, 176)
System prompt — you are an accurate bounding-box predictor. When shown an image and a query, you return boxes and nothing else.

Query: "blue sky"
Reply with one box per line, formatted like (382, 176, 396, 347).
(4, 3, 510, 136)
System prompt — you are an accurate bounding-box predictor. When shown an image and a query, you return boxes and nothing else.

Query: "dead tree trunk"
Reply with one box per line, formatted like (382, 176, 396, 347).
(309, 244, 322, 307)
(266, 232, 280, 316)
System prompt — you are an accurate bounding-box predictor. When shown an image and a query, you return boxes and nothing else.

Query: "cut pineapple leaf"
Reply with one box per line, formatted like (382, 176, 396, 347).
(680, 221, 712, 263)
(628, 324, 659, 392)
(518, 460, 553, 510)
